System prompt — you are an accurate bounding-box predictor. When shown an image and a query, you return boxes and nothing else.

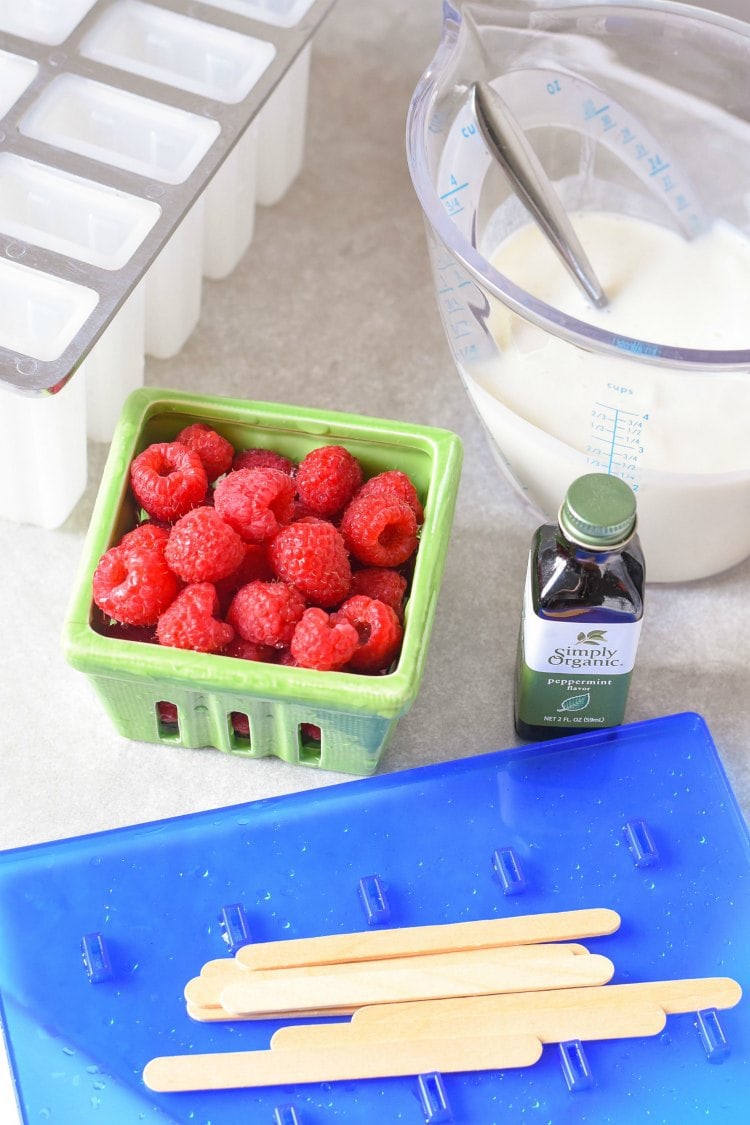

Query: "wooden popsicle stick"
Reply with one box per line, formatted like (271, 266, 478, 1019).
(220, 952, 615, 1017)
(270, 997, 667, 1050)
(201, 958, 248, 976)
(350, 976, 743, 1032)
(187, 942, 588, 1010)
(143, 1032, 544, 1093)
(234, 908, 620, 970)
(186, 1001, 356, 1022)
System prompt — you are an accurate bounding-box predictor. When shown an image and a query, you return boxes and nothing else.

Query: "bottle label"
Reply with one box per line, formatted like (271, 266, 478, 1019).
(516, 562, 642, 731)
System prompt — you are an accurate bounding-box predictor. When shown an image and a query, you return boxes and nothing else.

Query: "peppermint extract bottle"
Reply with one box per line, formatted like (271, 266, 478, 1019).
(514, 473, 645, 741)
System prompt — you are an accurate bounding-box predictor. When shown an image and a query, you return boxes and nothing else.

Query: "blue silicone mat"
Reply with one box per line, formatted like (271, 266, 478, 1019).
(1, 711, 749, 1124)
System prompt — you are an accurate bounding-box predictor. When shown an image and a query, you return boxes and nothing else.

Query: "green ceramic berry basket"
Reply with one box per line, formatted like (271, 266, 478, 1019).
(63, 387, 463, 775)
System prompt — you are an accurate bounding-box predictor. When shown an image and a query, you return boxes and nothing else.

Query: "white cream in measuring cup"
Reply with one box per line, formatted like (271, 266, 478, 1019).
(462, 212, 750, 581)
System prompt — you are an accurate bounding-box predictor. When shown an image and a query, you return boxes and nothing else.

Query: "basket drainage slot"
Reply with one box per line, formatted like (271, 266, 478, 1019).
(156, 701, 179, 739)
(230, 711, 252, 748)
(298, 722, 322, 765)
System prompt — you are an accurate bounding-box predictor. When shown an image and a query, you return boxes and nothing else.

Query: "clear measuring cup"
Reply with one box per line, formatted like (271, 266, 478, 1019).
(406, 0, 750, 582)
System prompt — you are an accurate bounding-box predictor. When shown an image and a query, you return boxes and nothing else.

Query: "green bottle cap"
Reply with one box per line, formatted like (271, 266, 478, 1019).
(558, 473, 637, 549)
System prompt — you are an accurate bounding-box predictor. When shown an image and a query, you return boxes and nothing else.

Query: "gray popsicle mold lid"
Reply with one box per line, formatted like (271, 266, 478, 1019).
(0, 0, 338, 396)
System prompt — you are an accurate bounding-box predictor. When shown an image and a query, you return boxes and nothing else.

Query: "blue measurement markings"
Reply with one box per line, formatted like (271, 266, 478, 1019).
(440, 174, 469, 218)
(588, 402, 647, 487)
(576, 89, 702, 234)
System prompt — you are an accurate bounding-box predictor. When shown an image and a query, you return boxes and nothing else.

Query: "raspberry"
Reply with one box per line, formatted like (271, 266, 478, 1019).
(350, 567, 408, 619)
(232, 448, 295, 476)
(156, 583, 233, 652)
(231, 712, 250, 738)
(157, 701, 178, 726)
(290, 608, 358, 671)
(119, 522, 170, 554)
(214, 542, 275, 613)
(227, 580, 306, 648)
(340, 495, 418, 567)
(165, 507, 245, 583)
(93, 541, 179, 626)
(269, 518, 351, 607)
(355, 470, 424, 523)
(130, 442, 208, 523)
(214, 467, 296, 543)
(176, 423, 234, 482)
(333, 595, 403, 673)
(295, 445, 363, 518)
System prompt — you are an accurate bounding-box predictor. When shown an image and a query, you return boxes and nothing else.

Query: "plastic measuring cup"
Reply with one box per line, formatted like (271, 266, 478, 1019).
(407, 0, 750, 582)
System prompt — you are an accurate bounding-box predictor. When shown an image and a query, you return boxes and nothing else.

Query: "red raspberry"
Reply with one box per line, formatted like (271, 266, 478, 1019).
(227, 580, 306, 648)
(350, 567, 408, 619)
(339, 495, 418, 567)
(290, 608, 358, 671)
(214, 542, 275, 613)
(231, 712, 250, 738)
(269, 518, 351, 607)
(295, 445, 363, 518)
(176, 423, 234, 482)
(157, 701, 178, 726)
(93, 541, 179, 626)
(119, 522, 170, 554)
(165, 507, 245, 583)
(156, 583, 233, 652)
(232, 448, 294, 476)
(333, 595, 403, 673)
(355, 470, 424, 523)
(130, 442, 208, 523)
(214, 467, 295, 543)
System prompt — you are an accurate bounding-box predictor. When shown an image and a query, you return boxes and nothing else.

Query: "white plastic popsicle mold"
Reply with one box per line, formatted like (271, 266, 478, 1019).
(0, 0, 337, 528)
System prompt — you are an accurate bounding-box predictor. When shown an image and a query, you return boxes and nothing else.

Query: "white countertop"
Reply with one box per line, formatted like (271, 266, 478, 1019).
(2, 1, 749, 1120)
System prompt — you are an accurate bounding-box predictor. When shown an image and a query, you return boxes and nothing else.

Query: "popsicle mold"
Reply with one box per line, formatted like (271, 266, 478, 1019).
(0, 0, 338, 529)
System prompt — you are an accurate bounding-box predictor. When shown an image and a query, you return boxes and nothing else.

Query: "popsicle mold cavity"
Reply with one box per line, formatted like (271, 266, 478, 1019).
(0, 153, 161, 269)
(79, 1, 276, 105)
(199, 0, 317, 29)
(0, 258, 98, 361)
(0, 0, 98, 45)
(20, 75, 221, 185)
(0, 50, 38, 116)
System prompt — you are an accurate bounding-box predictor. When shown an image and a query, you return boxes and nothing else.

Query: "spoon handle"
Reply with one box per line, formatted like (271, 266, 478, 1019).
(473, 80, 608, 309)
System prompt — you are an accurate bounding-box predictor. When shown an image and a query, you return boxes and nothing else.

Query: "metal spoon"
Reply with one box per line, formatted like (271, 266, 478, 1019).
(472, 80, 608, 309)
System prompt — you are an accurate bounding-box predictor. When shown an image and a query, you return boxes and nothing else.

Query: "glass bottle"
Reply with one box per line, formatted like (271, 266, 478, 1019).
(514, 473, 645, 741)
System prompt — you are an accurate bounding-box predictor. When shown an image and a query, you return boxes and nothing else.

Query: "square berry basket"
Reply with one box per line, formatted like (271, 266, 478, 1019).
(63, 387, 463, 775)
